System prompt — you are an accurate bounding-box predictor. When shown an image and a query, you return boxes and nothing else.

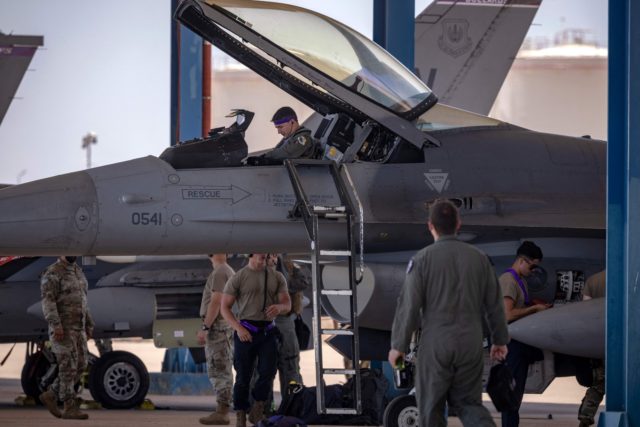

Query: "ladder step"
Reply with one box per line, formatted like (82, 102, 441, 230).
(321, 328, 354, 336)
(323, 212, 347, 219)
(324, 408, 358, 415)
(321, 289, 353, 296)
(323, 368, 357, 375)
(320, 250, 351, 256)
(312, 205, 346, 213)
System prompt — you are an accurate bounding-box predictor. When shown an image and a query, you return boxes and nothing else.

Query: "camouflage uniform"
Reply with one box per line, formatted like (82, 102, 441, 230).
(40, 258, 94, 403)
(263, 127, 317, 160)
(200, 264, 235, 408)
(578, 270, 606, 426)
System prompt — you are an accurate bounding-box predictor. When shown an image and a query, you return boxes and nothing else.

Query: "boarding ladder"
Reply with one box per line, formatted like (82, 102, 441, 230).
(283, 159, 362, 416)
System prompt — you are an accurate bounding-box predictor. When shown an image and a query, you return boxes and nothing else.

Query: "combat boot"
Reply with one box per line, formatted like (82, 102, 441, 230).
(199, 404, 231, 425)
(39, 389, 61, 418)
(61, 399, 89, 420)
(248, 401, 266, 424)
(235, 410, 247, 427)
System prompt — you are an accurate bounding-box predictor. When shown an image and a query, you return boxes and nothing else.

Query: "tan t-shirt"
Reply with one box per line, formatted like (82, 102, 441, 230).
(223, 265, 288, 321)
(199, 263, 235, 319)
(499, 271, 528, 309)
(583, 270, 606, 299)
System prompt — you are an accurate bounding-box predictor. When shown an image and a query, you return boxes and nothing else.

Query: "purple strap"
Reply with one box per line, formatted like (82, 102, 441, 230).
(240, 320, 275, 334)
(506, 268, 530, 306)
(273, 116, 295, 125)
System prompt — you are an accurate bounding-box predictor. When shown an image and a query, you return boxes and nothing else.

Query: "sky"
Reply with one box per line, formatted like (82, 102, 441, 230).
(0, 0, 607, 184)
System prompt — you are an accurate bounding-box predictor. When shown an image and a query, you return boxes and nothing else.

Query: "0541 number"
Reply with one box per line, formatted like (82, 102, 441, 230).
(131, 212, 162, 226)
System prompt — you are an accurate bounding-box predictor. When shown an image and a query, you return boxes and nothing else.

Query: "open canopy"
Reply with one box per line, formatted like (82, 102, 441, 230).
(176, 0, 436, 148)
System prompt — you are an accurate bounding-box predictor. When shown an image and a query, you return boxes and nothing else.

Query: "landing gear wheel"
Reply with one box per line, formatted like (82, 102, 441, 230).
(20, 351, 52, 402)
(88, 350, 149, 409)
(383, 394, 419, 427)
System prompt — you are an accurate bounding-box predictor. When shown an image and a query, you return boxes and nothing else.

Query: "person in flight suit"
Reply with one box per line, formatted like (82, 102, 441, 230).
(578, 269, 606, 427)
(246, 106, 317, 165)
(499, 241, 551, 427)
(221, 254, 291, 427)
(269, 254, 305, 395)
(39, 256, 94, 420)
(197, 254, 236, 425)
(388, 199, 509, 427)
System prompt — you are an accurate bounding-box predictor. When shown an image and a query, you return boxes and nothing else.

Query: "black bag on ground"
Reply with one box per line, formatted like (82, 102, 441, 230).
(277, 369, 388, 425)
(486, 362, 519, 412)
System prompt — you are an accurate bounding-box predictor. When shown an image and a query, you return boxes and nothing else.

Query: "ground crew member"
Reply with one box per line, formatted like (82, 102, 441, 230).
(500, 241, 551, 427)
(197, 254, 236, 425)
(246, 106, 317, 165)
(221, 254, 291, 427)
(578, 269, 606, 427)
(271, 254, 305, 395)
(39, 256, 93, 420)
(388, 199, 509, 427)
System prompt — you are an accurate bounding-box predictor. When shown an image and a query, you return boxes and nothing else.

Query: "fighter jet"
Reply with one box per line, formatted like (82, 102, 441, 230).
(0, 32, 43, 126)
(0, 0, 604, 409)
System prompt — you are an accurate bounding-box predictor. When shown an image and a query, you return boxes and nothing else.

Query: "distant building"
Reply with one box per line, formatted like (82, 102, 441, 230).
(491, 30, 607, 141)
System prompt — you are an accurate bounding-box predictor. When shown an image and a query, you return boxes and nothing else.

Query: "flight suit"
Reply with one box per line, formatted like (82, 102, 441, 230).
(40, 259, 94, 404)
(391, 235, 509, 427)
(263, 127, 317, 161)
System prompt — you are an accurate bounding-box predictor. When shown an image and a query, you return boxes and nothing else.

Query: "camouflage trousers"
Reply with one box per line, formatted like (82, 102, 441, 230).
(578, 359, 605, 425)
(50, 328, 88, 402)
(205, 319, 234, 407)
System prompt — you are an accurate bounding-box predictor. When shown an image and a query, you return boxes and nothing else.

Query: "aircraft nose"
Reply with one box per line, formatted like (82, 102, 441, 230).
(0, 171, 98, 256)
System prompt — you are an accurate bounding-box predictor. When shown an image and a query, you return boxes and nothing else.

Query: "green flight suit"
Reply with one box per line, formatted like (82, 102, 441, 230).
(263, 127, 317, 160)
(391, 235, 509, 427)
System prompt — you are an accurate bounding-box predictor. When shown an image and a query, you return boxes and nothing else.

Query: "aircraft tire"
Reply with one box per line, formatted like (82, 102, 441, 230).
(383, 394, 419, 427)
(20, 351, 52, 403)
(88, 350, 149, 409)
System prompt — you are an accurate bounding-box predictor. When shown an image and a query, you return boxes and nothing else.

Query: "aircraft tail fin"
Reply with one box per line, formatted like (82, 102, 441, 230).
(415, 0, 542, 115)
(0, 33, 44, 125)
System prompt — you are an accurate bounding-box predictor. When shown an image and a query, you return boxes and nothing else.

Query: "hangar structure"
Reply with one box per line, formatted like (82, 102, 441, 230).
(170, 0, 639, 425)
(603, 1, 639, 426)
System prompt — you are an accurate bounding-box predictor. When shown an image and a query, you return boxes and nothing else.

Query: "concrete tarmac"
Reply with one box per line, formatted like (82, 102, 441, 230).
(0, 339, 601, 426)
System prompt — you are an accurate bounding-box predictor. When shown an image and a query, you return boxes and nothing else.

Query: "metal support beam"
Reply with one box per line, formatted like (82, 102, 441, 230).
(372, 0, 415, 71)
(601, 0, 640, 425)
(170, 0, 203, 145)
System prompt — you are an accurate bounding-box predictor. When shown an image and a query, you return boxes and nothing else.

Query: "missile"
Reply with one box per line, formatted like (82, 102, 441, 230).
(508, 298, 605, 359)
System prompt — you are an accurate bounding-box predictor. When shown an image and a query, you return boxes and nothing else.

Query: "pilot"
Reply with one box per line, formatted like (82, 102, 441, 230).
(388, 199, 509, 427)
(499, 241, 551, 427)
(39, 256, 94, 420)
(220, 254, 291, 427)
(578, 269, 606, 427)
(197, 254, 236, 425)
(246, 106, 318, 165)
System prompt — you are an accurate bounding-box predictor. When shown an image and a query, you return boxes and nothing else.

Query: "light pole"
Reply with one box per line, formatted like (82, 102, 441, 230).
(16, 169, 26, 184)
(81, 132, 97, 169)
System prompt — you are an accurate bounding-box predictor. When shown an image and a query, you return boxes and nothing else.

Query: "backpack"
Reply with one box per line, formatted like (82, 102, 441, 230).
(486, 362, 519, 412)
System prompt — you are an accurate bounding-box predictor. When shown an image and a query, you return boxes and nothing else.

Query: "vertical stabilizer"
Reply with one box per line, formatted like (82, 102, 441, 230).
(415, 0, 541, 115)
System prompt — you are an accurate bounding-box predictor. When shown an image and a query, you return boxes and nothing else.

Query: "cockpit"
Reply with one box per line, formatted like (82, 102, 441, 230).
(162, 0, 506, 170)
